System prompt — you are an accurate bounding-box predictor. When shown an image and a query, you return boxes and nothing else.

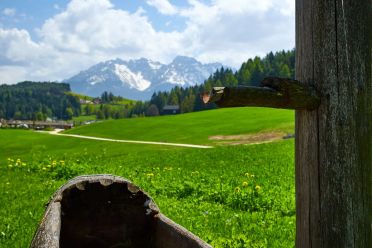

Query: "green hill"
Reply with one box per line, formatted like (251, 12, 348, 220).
(66, 107, 294, 144)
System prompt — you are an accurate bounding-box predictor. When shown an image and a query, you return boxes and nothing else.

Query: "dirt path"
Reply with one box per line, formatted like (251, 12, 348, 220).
(45, 129, 213, 149)
(209, 131, 293, 145)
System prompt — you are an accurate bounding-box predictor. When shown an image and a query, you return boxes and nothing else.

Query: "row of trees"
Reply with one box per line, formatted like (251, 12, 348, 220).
(83, 103, 134, 120)
(0, 82, 81, 120)
(129, 49, 295, 117)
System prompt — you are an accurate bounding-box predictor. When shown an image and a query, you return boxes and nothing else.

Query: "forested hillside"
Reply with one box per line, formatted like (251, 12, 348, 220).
(129, 49, 294, 116)
(0, 82, 80, 120)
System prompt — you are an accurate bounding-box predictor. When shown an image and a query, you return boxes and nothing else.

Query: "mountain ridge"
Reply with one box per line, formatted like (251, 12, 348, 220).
(65, 56, 226, 100)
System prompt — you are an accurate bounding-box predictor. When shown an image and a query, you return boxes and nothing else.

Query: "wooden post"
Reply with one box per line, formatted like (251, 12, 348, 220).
(296, 0, 371, 247)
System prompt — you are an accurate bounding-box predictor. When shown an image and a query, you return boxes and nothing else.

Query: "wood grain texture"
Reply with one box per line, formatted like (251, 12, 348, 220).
(296, 0, 371, 247)
(30, 175, 211, 248)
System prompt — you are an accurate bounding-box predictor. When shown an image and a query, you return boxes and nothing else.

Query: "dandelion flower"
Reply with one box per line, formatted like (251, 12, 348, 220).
(146, 173, 154, 177)
(235, 187, 241, 193)
(255, 185, 261, 190)
(242, 181, 248, 187)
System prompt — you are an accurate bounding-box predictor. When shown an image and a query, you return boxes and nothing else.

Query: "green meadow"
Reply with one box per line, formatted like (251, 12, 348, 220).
(0, 107, 295, 247)
(66, 107, 294, 144)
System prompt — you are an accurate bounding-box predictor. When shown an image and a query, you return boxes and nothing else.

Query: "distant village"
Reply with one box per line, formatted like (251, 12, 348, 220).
(0, 119, 74, 130)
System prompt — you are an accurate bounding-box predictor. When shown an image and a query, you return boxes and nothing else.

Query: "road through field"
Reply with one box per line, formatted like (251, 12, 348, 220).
(45, 129, 213, 149)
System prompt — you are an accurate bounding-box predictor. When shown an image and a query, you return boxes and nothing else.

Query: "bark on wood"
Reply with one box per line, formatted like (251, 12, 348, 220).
(30, 175, 211, 248)
(296, 0, 372, 247)
(203, 77, 320, 110)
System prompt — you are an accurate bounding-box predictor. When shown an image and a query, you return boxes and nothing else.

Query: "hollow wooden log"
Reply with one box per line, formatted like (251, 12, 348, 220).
(30, 175, 211, 248)
(202, 77, 320, 110)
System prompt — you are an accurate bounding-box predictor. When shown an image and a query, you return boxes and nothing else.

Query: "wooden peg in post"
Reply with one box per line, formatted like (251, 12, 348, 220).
(202, 77, 320, 110)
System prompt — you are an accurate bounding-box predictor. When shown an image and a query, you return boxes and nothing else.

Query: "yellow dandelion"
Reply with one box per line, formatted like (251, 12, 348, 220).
(235, 187, 241, 193)
(8, 164, 13, 168)
(146, 173, 154, 177)
(245, 172, 250, 177)
(42, 167, 47, 170)
(21, 162, 26, 166)
(16, 159, 21, 163)
(242, 181, 248, 187)
(255, 185, 261, 191)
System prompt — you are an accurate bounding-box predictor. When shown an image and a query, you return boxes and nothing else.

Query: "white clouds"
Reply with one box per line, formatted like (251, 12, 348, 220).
(0, 0, 294, 84)
(178, 0, 294, 66)
(146, 0, 178, 15)
(0, 28, 41, 65)
(2, 8, 16, 17)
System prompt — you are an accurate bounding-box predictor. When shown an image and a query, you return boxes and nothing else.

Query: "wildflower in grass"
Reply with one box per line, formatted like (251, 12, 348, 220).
(42, 167, 47, 170)
(235, 187, 241, 193)
(242, 181, 248, 187)
(21, 162, 26, 166)
(8, 164, 13, 168)
(255, 185, 261, 191)
(52, 160, 57, 166)
(16, 158, 21, 163)
(146, 173, 154, 177)
(245, 172, 250, 177)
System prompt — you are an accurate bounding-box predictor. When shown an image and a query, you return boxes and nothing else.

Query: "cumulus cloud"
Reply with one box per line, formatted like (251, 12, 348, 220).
(146, 0, 178, 15)
(2, 8, 16, 17)
(178, 0, 294, 66)
(0, 28, 41, 65)
(0, 0, 294, 84)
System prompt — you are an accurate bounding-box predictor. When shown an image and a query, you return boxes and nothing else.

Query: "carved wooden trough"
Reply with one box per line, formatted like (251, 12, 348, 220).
(31, 174, 211, 248)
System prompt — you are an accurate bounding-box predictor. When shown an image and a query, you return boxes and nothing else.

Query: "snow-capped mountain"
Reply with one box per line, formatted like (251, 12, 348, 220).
(65, 56, 225, 100)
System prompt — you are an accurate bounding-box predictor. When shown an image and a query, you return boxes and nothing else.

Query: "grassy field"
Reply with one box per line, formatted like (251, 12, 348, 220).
(66, 107, 294, 144)
(0, 108, 295, 247)
(72, 114, 97, 122)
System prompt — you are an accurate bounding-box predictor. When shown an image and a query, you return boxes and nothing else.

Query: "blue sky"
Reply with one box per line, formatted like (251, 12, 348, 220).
(0, 0, 294, 83)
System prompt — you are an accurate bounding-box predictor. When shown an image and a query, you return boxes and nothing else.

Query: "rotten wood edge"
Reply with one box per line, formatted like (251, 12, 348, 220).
(202, 77, 320, 110)
(30, 174, 211, 248)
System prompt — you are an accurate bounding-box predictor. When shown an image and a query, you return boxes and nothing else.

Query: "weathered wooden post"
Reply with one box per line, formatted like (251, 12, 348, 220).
(295, 0, 371, 247)
(204, 0, 371, 246)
